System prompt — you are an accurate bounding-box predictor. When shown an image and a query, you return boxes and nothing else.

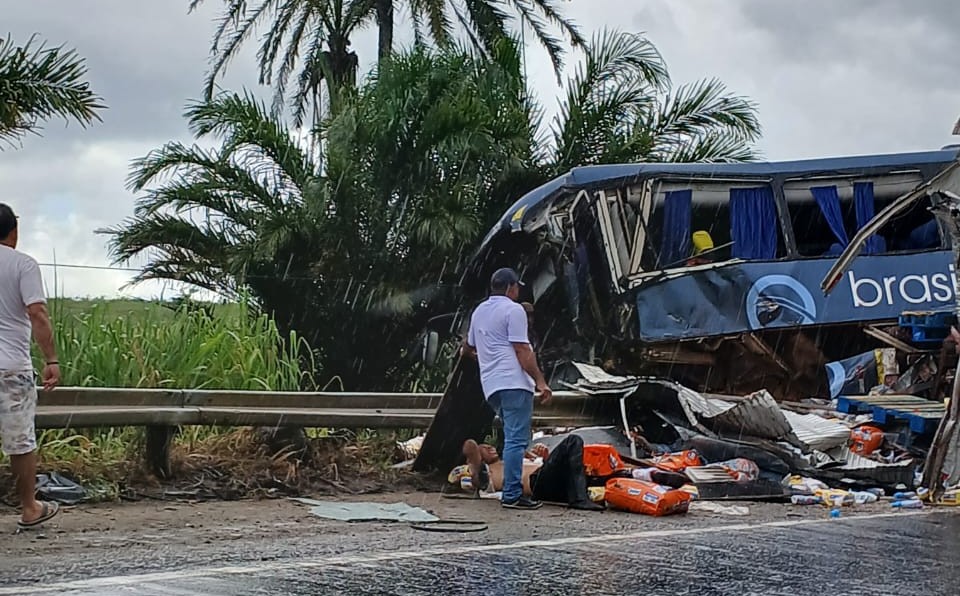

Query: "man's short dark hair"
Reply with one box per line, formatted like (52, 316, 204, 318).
(0, 204, 16, 241)
(490, 267, 520, 294)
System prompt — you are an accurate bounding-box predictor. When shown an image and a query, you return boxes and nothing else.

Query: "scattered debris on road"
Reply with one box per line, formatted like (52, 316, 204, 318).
(290, 498, 439, 523)
(414, 150, 960, 516)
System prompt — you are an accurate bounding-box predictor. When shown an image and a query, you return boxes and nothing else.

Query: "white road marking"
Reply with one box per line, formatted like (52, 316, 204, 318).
(0, 511, 933, 595)
(136, 584, 223, 596)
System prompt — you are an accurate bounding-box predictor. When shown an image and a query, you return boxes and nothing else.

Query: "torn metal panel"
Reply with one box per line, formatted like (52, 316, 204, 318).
(685, 467, 735, 483)
(570, 362, 638, 390)
(781, 410, 850, 452)
(685, 467, 789, 501)
(862, 325, 925, 355)
(822, 447, 917, 488)
(674, 389, 794, 442)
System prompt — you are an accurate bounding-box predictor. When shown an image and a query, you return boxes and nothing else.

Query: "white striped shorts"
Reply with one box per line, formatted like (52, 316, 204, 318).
(0, 372, 37, 456)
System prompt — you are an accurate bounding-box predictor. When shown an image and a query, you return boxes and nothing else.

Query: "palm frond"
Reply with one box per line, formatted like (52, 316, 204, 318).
(655, 78, 760, 141)
(259, 0, 313, 116)
(551, 30, 667, 171)
(186, 91, 315, 183)
(291, 26, 330, 127)
(201, 0, 277, 101)
(513, 0, 585, 46)
(0, 34, 105, 146)
(662, 130, 760, 163)
(458, 0, 511, 56)
(409, 0, 455, 48)
(651, 78, 761, 162)
(508, 0, 567, 79)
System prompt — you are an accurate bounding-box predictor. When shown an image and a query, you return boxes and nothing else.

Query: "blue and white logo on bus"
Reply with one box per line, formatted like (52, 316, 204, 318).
(746, 274, 818, 330)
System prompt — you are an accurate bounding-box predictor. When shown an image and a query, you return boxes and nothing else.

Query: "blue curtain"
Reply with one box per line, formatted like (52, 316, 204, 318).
(854, 182, 887, 254)
(659, 189, 693, 266)
(811, 186, 849, 247)
(730, 187, 778, 260)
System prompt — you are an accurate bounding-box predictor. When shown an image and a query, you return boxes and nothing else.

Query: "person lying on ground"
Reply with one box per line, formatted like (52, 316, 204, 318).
(448, 436, 603, 511)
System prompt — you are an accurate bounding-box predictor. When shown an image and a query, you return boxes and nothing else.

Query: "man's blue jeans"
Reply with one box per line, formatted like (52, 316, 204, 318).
(487, 389, 534, 503)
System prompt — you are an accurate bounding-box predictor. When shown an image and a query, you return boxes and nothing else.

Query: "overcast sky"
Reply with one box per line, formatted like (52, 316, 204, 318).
(3, 0, 958, 299)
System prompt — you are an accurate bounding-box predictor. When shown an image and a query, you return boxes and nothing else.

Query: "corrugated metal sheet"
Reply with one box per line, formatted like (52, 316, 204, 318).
(782, 410, 851, 452)
(677, 389, 793, 441)
(834, 447, 914, 471)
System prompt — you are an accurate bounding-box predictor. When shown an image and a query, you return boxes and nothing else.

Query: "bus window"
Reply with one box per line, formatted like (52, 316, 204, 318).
(642, 181, 788, 269)
(876, 194, 946, 252)
(784, 173, 924, 257)
(644, 184, 733, 269)
(784, 180, 856, 257)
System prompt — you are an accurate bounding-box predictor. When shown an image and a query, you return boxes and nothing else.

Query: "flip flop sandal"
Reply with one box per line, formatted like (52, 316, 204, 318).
(18, 501, 60, 529)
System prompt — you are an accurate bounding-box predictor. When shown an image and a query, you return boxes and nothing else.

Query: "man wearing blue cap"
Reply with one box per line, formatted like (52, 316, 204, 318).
(462, 267, 552, 510)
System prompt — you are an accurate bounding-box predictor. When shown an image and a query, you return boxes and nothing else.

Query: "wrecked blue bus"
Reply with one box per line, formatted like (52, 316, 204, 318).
(414, 148, 960, 470)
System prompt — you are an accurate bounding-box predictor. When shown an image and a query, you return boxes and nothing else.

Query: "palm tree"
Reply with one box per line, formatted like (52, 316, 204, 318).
(188, 0, 370, 125)
(398, 0, 584, 75)
(545, 30, 761, 173)
(106, 32, 760, 390)
(0, 34, 105, 147)
(105, 42, 536, 388)
(188, 0, 583, 125)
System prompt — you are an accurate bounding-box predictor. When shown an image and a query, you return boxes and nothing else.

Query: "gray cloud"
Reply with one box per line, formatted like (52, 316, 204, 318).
(5, 1, 271, 145)
(734, 0, 960, 95)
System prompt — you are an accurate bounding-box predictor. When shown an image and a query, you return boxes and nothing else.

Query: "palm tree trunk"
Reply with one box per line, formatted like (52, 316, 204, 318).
(325, 35, 359, 115)
(376, 0, 394, 62)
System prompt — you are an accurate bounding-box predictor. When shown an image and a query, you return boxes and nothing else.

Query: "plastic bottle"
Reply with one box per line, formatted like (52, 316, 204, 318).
(851, 491, 879, 505)
(829, 508, 841, 518)
(891, 499, 923, 509)
(791, 495, 822, 505)
(893, 491, 916, 501)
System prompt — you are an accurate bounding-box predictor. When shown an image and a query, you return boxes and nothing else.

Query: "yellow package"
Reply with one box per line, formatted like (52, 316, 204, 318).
(938, 490, 960, 506)
(679, 484, 700, 500)
(588, 486, 606, 503)
(815, 489, 853, 507)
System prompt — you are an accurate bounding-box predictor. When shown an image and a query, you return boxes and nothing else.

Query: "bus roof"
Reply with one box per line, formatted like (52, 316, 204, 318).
(488, 148, 960, 241)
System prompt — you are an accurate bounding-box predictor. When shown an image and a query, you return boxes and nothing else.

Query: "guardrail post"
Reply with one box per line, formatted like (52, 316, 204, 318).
(145, 426, 175, 479)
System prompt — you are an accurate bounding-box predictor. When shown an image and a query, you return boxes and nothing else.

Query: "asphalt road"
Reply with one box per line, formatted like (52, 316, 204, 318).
(1, 499, 956, 596)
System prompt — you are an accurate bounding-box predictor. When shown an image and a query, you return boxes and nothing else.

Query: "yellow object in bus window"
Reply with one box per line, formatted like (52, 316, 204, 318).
(692, 231, 714, 256)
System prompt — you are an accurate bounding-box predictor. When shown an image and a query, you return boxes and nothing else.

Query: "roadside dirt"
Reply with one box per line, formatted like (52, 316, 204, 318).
(0, 489, 896, 560)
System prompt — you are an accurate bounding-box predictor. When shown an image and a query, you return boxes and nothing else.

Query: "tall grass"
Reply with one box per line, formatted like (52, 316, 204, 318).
(44, 299, 311, 391)
(2, 299, 316, 495)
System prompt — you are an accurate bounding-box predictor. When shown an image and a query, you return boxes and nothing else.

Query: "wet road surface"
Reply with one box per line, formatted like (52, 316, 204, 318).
(2, 509, 957, 596)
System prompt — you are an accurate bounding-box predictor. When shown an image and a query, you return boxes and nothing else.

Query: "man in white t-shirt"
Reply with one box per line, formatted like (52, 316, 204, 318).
(462, 267, 552, 510)
(0, 204, 62, 528)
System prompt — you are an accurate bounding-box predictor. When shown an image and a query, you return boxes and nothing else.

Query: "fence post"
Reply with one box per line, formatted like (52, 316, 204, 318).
(145, 426, 175, 479)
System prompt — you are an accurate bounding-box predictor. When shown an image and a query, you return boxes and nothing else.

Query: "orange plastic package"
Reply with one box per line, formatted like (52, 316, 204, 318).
(582, 444, 625, 477)
(651, 450, 703, 472)
(604, 478, 692, 517)
(850, 425, 884, 456)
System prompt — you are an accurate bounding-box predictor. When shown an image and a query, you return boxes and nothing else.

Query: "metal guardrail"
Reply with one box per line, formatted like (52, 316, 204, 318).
(36, 387, 597, 430)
